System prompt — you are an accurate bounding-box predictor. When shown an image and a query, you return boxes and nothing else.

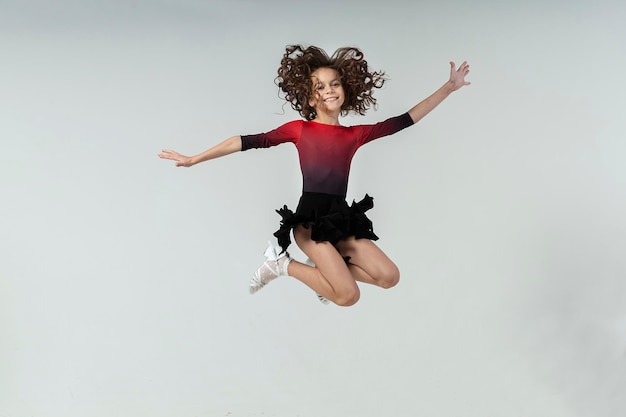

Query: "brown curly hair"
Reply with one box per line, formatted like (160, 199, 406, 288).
(275, 45, 387, 121)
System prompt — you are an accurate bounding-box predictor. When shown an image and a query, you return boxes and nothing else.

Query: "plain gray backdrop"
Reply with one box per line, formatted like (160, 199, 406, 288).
(2, 0, 625, 416)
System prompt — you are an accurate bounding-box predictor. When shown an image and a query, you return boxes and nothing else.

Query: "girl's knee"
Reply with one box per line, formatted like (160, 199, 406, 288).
(334, 286, 360, 306)
(380, 265, 400, 289)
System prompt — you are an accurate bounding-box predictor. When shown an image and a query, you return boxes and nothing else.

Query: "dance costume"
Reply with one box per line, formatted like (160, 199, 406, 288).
(241, 112, 414, 252)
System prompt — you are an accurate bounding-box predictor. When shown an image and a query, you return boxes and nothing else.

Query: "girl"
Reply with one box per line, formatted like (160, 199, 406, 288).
(159, 45, 470, 306)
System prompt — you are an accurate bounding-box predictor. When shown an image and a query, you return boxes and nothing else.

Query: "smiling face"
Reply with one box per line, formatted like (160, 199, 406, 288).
(308, 67, 345, 120)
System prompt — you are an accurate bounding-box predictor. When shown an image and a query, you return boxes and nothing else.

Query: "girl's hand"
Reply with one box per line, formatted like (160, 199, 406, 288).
(449, 61, 471, 91)
(158, 149, 194, 167)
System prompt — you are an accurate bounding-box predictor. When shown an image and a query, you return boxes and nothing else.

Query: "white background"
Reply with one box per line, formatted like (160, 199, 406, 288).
(2, 1, 625, 416)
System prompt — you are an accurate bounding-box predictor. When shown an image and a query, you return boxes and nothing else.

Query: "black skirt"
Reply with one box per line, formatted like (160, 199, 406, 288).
(273, 192, 379, 253)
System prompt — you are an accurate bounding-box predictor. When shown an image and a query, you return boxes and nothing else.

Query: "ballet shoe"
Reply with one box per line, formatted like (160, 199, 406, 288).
(249, 241, 291, 294)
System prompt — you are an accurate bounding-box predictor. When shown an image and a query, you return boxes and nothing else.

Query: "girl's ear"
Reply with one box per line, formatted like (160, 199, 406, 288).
(309, 76, 320, 108)
(308, 92, 318, 109)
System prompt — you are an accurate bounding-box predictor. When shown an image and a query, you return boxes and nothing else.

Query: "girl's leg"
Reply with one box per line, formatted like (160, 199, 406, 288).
(288, 225, 361, 306)
(335, 237, 400, 289)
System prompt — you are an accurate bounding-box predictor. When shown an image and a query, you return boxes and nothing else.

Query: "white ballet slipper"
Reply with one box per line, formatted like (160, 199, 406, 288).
(249, 241, 291, 294)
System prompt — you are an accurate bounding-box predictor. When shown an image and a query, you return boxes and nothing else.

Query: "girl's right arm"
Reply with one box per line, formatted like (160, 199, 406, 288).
(158, 135, 242, 167)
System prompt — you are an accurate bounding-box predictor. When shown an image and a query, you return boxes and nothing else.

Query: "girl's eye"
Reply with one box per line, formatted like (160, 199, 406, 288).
(316, 85, 324, 90)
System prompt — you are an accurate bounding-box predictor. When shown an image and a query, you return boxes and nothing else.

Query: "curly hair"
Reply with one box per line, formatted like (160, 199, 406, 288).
(275, 45, 387, 121)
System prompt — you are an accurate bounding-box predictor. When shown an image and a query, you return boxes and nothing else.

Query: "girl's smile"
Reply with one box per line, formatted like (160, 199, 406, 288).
(309, 67, 345, 120)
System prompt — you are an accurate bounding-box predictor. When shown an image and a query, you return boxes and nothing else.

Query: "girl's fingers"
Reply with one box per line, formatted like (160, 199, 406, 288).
(158, 150, 183, 161)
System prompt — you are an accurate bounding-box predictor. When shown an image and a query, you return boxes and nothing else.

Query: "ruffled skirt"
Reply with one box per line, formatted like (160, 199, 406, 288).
(273, 192, 379, 252)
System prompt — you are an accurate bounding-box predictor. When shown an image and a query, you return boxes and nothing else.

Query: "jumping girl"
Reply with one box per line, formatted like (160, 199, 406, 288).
(159, 45, 470, 306)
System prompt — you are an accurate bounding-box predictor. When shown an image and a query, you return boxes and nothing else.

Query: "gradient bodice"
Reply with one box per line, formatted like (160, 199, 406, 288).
(241, 113, 413, 197)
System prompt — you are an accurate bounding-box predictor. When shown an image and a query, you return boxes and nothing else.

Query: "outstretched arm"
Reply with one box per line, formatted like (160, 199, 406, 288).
(408, 61, 470, 124)
(158, 135, 242, 167)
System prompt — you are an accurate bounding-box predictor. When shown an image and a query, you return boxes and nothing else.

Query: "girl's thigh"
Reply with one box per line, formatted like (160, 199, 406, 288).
(293, 225, 358, 292)
(336, 236, 400, 285)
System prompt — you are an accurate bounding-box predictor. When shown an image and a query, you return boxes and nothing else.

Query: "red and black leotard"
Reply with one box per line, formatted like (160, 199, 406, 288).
(240, 112, 414, 250)
(241, 113, 414, 197)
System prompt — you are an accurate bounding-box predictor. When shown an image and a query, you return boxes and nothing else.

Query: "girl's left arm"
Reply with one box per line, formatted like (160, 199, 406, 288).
(407, 61, 470, 124)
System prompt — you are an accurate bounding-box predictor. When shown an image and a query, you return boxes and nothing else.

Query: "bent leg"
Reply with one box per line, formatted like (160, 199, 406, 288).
(287, 226, 360, 306)
(335, 237, 400, 289)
